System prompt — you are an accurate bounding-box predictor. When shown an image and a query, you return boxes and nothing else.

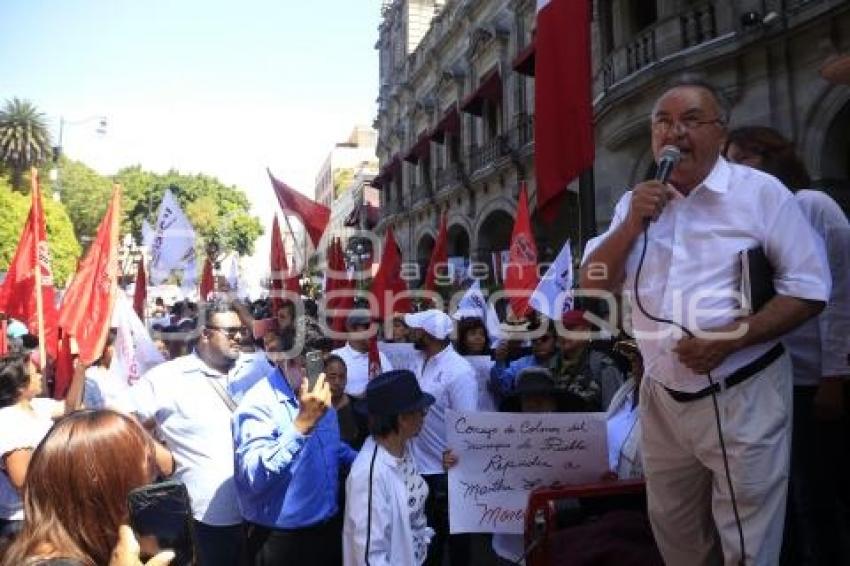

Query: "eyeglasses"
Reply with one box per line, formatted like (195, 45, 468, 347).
(651, 115, 724, 135)
(208, 326, 243, 340)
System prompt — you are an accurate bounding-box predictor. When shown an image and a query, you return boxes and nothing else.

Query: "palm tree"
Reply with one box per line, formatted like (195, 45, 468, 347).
(0, 98, 52, 190)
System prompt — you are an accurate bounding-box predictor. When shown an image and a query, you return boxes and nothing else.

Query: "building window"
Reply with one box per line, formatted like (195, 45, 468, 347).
(630, 0, 657, 33)
(485, 100, 500, 140)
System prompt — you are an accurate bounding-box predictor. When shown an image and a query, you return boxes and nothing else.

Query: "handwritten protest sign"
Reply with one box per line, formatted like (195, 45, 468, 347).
(446, 409, 608, 534)
(464, 356, 497, 411)
(378, 342, 422, 373)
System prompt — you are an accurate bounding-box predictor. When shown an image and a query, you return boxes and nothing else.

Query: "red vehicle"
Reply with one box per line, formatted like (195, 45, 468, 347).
(523, 479, 663, 566)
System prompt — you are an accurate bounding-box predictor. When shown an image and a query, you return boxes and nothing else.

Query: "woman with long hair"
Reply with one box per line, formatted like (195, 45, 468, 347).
(2, 410, 173, 566)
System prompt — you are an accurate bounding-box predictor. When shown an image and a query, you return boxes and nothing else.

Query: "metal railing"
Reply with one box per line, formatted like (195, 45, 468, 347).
(435, 163, 462, 190)
(679, 2, 717, 48)
(509, 113, 534, 149)
(626, 28, 657, 74)
(468, 135, 508, 173)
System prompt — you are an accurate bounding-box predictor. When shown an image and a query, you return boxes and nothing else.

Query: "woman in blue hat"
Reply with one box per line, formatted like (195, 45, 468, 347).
(343, 369, 436, 566)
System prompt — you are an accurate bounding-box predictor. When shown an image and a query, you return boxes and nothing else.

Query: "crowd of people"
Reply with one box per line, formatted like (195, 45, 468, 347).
(0, 75, 847, 566)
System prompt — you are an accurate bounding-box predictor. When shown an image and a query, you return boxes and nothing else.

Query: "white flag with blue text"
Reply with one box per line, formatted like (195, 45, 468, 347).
(529, 239, 574, 319)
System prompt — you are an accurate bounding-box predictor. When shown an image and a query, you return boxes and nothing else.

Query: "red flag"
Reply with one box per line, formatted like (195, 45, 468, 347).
(367, 333, 382, 379)
(328, 238, 356, 336)
(504, 184, 539, 318)
(534, 0, 594, 222)
(199, 257, 214, 301)
(0, 319, 7, 357)
(0, 170, 59, 359)
(370, 227, 411, 320)
(133, 259, 147, 321)
(270, 216, 286, 316)
(423, 213, 448, 292)
(53, 329, 75, 400)
(58, 185, 122, 366)
(267, 169, 330, 247)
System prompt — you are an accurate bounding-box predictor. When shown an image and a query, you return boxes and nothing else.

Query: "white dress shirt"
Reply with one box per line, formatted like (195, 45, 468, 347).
(130, 352, 271, 525)
(408, 344, 478, 475)
(584, 158, 830, 392)
(783, 190, 850, 385)
(331, 343, 393, 398)
(343, 437, 433, 566)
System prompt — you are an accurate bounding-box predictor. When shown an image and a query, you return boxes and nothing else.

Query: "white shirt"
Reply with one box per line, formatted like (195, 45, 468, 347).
(605, 379, 642, 478)
(584, 158, 830, 392)
(331, 343, 393, 398)
(783, 190, 850, 385)
(130, 352, 271, 525)
(408, 344, 478, 475)
(0, 398, 63, 520)
(343, 437, 434, 566)
(83, 365, 132, 413)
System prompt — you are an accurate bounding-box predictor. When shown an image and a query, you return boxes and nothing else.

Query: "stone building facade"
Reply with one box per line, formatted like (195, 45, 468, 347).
(374, 0, 850, 283)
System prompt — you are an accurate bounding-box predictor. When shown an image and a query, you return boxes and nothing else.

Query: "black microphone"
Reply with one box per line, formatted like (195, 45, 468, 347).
(655, 145, 682, 183)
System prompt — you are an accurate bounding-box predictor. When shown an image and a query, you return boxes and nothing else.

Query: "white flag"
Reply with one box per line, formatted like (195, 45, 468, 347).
(149, 190, 197, 285)
(101, 295, 165, 412)
(141, 219, 155, 248)
(529, 239, 574, 319)
(226, 255, 239, 292)
(180, 256, 198, 299)
(453, 279, 502, 344)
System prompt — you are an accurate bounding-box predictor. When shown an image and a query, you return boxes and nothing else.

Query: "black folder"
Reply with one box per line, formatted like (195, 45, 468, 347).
(739, 246, 776, 315)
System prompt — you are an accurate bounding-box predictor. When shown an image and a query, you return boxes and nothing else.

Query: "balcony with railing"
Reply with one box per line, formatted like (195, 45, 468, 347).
(626, 27, 657, 74)
(679, 3, 717, 48)
(509, 113, 535, 150)
(468, 135, 508, 174)
(595, 1, 729, 104)
(435, 163, 462, 191)
(409, 182, 432, 206)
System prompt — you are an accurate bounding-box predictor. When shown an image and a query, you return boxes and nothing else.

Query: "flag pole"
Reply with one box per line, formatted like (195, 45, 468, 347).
(31, 168, 48, 391)
(281, 213, 307, 278)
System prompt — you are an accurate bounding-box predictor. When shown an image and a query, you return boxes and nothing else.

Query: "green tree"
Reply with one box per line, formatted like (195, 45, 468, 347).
(42, 157, 112, 241)
(0, 98, 52, 191)
(117, 167, 263, 257)
(0, 176, 80, 287)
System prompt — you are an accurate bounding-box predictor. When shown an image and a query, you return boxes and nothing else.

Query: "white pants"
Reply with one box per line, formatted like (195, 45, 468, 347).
(640, 353, 792, 566)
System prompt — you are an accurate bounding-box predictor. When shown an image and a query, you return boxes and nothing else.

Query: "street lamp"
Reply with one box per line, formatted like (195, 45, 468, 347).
(51, 115, 108, 202)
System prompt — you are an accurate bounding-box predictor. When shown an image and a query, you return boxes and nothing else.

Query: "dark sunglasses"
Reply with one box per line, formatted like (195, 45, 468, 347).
(207, 326, 243, 340)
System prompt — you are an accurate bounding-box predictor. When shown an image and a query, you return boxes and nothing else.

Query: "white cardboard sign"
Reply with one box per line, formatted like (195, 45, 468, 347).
(446, 409, 608, 534)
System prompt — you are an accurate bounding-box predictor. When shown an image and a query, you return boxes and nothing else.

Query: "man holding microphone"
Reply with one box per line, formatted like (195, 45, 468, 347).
(580, 76, 829, 565)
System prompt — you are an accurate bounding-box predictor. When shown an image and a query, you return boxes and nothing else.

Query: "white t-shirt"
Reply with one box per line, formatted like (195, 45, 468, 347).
(408, 345, 478, 475)
(331, 344, 393, 398)
(0, 398, 62, 520)
(83, 366, 132, 413)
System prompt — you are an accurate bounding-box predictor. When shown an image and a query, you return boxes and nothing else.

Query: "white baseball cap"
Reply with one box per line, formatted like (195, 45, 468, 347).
(404, 309, 454, 340)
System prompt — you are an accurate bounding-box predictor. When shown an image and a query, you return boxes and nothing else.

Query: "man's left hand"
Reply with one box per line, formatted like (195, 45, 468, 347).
(673, 336, 736, 375)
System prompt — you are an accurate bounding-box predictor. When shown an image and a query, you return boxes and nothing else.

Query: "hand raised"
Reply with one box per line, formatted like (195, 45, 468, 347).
(294, 373, 332, 434)
(109, 525, 174, 566)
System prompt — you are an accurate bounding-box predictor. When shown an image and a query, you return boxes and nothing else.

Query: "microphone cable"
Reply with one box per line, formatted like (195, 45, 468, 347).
(633, 225, 747, 566)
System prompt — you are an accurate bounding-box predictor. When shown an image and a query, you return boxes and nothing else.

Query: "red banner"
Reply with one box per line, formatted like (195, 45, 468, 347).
(58, 185, 122, 365)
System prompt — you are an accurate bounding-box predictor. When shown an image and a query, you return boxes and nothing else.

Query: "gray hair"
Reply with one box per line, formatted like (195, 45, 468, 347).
(652, 73, 732, 125)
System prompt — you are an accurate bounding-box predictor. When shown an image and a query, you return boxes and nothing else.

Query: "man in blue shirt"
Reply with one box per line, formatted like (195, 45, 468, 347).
(232, 337, 357, 566)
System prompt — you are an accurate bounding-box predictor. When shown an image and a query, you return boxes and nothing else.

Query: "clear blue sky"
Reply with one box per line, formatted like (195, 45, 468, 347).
(0, 0, 384, 276)
(0, 0, 382, 196)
